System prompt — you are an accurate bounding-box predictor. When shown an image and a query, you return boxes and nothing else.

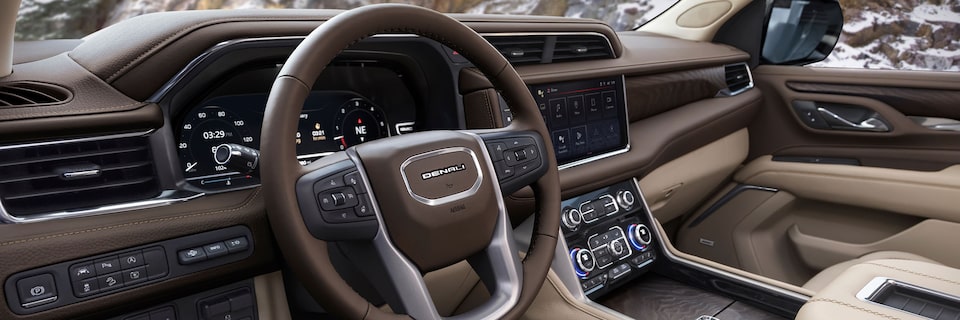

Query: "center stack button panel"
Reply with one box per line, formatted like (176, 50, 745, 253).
(561, 180, 657, 298)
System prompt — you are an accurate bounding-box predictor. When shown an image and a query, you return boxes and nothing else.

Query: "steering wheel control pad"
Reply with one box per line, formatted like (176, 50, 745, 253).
(296, 159, 379, 241)
(478, 130, 549, 195)
(354, 131, 499, 271)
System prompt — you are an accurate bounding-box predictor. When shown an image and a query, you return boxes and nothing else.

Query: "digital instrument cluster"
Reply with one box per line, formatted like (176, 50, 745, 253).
(177, 91, 413, 190)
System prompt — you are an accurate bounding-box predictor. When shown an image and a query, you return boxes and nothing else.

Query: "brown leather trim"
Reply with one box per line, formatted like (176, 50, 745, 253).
(749, 66, 960, 170)
(516, 32, 748, 85)
(0, 188, 277, 320)
(67, 9, 618, 101)
(624, 66, 726, 122)
(0, 55, 161, 134)
(462, 88, 503, 129)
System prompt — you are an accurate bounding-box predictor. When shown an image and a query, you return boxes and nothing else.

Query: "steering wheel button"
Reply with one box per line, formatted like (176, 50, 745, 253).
(321, 210, 359, 223)
(486, 142, 506, 161)
(331, 193, 346, 206)
(355, 196, 373, 217)
(493, 161, 514, 179)
(316, 176, 345, 191)
(343, 171, 366, 193)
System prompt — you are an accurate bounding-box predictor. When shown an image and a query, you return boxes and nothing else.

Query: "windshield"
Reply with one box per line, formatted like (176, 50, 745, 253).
(15, 0, 679, 41)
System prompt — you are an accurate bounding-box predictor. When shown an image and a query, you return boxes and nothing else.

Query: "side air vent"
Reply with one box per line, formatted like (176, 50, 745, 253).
(0, 136, 160, 218)
(721, 63, 754, 96)
(552, 35, 615, 62)
(0, 81, 71, 107)
(484, 33, 615, 65)
(485, 35, 547, 64)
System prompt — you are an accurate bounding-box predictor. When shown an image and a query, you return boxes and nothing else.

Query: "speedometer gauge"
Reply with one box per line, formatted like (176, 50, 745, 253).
(333, 98, 388, 150)
(177, 105, 257, 188)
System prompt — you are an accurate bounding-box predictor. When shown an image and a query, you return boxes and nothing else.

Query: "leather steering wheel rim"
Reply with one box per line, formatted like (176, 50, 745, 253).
(260, 4, 561, 319)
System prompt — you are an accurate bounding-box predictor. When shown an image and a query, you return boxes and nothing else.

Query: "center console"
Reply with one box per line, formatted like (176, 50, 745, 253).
(559, 179, 657, 299)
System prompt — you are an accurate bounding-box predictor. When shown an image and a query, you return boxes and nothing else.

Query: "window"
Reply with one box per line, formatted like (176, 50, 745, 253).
(811, 0, 960, 71)
(15, 0, 682, 41)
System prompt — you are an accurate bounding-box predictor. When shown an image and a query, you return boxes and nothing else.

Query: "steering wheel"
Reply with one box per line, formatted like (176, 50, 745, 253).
(260, 4, 561, 319)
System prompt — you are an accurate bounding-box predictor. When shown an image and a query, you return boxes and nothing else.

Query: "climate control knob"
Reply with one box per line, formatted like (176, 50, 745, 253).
(570, 248, 596, 277)
(561, 208, 583, 230)
(617, 190, 636, 211)
(628, 223, 652, 250)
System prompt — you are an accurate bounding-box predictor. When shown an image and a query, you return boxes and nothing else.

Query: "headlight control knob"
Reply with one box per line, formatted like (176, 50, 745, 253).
(561, 207, 582, 230)
(616, 190, 636, 211)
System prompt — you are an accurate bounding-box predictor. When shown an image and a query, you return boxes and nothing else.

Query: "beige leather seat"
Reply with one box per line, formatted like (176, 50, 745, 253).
(802, 251, 942, 292)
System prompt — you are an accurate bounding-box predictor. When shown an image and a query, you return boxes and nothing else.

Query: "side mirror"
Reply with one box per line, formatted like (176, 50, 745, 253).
(761, 0, 843, 65)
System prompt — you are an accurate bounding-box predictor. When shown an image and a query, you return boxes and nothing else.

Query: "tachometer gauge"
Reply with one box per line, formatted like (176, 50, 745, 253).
(333, 98, 388, 150)
(177, 105, 257, 189)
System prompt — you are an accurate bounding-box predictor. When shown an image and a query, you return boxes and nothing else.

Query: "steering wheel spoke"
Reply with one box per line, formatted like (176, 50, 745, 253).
(471, 130, 550, 195)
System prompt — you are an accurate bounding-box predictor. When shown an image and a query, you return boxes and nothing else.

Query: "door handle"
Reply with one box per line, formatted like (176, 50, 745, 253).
(816, 107, 890, 132)
(908, 116, 960, 132)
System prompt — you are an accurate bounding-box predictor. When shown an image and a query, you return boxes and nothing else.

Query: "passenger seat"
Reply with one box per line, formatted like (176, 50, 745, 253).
(802, 251, 941, 292)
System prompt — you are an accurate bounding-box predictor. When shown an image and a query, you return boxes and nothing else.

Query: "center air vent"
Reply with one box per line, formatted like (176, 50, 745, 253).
(721, 63, 754, 96)
(0, 136, 160, 218)
(484, 33, 615, 65)
(0, 81, 71, 107)
(552, 35, 615, 62)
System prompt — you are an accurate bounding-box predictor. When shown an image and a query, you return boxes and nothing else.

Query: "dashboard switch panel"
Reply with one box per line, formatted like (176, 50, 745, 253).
(561, 180, 657, 299)
(4, 226, 252, 315)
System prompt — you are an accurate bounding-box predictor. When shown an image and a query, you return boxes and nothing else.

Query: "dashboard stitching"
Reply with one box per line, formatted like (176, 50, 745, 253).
(0, 101, 149, 120)
(101, 16, 327, 82)
(0, 188, 261, 247)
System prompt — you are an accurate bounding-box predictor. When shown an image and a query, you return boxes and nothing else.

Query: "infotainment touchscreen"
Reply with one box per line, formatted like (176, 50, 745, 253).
(528, 76, 628, 167)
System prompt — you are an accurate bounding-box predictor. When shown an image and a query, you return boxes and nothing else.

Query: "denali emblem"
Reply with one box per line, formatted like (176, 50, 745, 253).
(421, 163, 467, 180)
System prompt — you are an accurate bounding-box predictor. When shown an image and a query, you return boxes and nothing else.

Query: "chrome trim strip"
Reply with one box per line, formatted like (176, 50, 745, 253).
(857, 277, 960, 318)
(0, 130, 154, 150)
(398, 147, 484, 206)
(0, 190, 204, 224)
(62, 169, 100, 179)
(21, 296, 57, 308)
(558, 75, 631, 170)
(716, 62, 755, 97)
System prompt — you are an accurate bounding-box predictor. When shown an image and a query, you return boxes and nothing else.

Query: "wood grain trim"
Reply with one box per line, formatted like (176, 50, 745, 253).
(785, 82, 960, 120)
(625, 66, 725, 122)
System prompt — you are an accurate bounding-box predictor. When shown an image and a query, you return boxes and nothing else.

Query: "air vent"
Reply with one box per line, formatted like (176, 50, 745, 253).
(485, 35, 547, 65)
(0, 81, 71, 107)
(483, 33, 615, 65)
(552, 35, 615, 62)
(722, 63, 754, 96)
(0, 136, 160, 217)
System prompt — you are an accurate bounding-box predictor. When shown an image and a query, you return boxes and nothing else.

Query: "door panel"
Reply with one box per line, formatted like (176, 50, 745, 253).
(675, 65, 960, 287)
(748, 65, 960, 171)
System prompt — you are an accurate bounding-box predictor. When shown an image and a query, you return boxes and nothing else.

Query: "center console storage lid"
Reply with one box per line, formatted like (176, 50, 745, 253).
(797, 259, 960, 320)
